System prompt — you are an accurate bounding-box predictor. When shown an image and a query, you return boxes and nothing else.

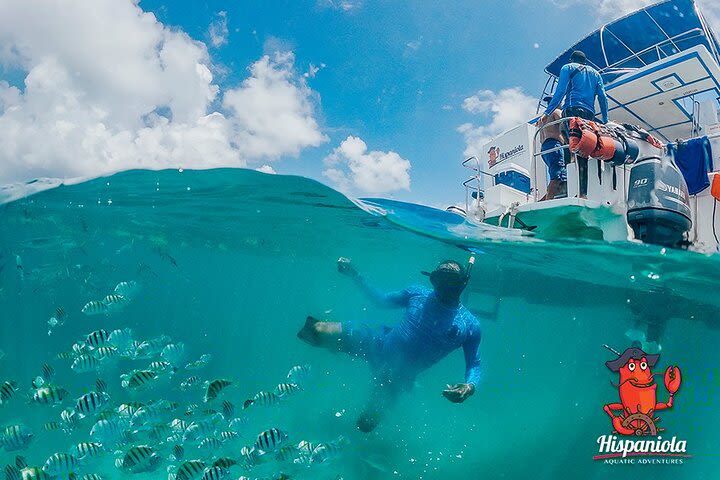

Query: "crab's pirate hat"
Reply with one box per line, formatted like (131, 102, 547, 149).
(604, 345, 660, 372)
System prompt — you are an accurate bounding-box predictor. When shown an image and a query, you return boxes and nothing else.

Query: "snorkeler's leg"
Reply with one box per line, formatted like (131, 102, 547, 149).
(297, 316, 343, 349)
(356, 378, 400, 433)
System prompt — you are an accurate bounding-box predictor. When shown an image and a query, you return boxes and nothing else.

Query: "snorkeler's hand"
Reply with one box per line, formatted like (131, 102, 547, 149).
(337, 257, 358, 278)
(442, 383, 475, 403)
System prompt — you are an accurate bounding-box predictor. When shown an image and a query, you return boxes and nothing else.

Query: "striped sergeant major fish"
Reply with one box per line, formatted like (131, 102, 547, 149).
(180, 376, 199, 391)
(80, 474, 104, 480)
(200, 466, 228, 480)
(310, 436, 349, 464)
(160, 343, 185, 367)
(243, 391, 279, 409)
(221, 400, 234, 419)
(121, 370, 158, 390)
(173, 460, 206, 480)
(90, 419, 129, 446)
(203, 379, 232, 403)
(71, 355, 100, 373)
(42, 452, 78, 478)
(1, 424, 33, 451)
(81, 300, 107, 316)
(61, 408, 80, 430)
(85, 329, 110, 349)
(254, 428, 288, 452)
(287, 365, 311, 385)
(182, 414, 223, 443)
(5, 465, 50, 480)
(197, 437, 223, 455)
(133, 337, 170, 359)
(170, 444, 184, 462)
(275, 383, 302, 397)
(74, 391, 111, 418)
(30, 385, 69, 405)
(185, 354, 212, 370)
(114, 280, 140, 299)
(107, 328, 134, 353)
(102, 294, 127, 312)
(119, 445, 161, 474)
(148, 361, 175, 373)
(211, 457, 237, 469)
(70, 442, 104, 460)
(0, 380, 18, 404)
(32, 364, 55, 389)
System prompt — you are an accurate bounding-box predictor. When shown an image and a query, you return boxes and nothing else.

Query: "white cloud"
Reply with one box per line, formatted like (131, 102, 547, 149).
(208, 11, 229, 48)
(304, 63, 326, 79)
(0, 0, 327, 184)
(533, 42, 540, 49)
(458, 87, 537, 157)
(323, 136, 411, 194)
(255, 165, 277, 174)
(223, 52, 328, 161)
(318, 0, 363, 12)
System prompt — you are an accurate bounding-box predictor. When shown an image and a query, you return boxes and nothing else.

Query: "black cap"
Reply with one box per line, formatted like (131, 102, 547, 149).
(421, 260, 467, 280)
(543, 95, 553, 103)
(605, 347, 660, 372)
(570, 50, 587, 64)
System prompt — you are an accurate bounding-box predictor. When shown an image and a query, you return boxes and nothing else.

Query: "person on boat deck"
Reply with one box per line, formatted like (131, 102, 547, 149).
(540, 50, 609, 199)
(297, 257, 482, 433)
(536, 99, 567, 200)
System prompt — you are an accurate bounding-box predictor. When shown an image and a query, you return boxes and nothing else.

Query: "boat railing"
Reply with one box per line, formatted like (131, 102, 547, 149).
(531, 118, 578, 202)
(462, 156, 494, 213)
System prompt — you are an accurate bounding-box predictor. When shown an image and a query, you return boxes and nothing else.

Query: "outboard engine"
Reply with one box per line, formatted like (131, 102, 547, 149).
(627, 154, 692, 248)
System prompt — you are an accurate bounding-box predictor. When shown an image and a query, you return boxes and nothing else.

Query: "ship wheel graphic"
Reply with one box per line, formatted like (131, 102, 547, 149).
(620, 412, 665, 436)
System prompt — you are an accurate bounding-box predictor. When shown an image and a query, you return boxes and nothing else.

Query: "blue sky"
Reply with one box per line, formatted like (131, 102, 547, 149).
(0, 0, 718, 206)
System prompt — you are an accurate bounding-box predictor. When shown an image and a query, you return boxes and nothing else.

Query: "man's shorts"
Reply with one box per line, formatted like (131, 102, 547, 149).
(541, 138, 567, 182)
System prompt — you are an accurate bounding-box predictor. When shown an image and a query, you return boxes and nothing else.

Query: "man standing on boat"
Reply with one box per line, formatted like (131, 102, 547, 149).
(541, 50, 609, 198)
(536, 99, 566, 200)
(297, 257, 482, 433)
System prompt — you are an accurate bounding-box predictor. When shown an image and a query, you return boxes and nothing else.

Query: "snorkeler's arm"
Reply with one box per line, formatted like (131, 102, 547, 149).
(462, 325, 482, 387)
(544, 65, 570, 115)
(353, 275, 413, 308)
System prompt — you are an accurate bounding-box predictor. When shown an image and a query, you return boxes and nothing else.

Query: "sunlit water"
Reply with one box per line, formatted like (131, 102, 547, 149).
(1, 168, 719, 479)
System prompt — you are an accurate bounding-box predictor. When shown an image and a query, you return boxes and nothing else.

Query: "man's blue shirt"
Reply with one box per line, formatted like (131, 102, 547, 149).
(545, 62, 609, 123)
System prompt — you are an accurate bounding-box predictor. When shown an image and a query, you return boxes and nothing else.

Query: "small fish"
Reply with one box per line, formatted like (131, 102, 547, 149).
(15, 455, 27, 469)
(120, 445, 161, 474)
(180, 376, 199, 391)
(175, 460, 207, 480)
(121, 370, 158, 390)
(161, 343, 185, 367)
(201, 466, 228, 480)
(211, 457, 237, 469)
(81, 300, 108, 316)
(198, 436, 223, 454)
(185, 354, 212, 370)
(13, 466, 50, 480)
(61, 408, 80, 430)
(275, 445, 298, 462)
(287, 365, 311, 384)
(95, 379, 108, 393)
(228, 417, 248, 432)
(170, 418, 188, 433)
(31, 385, 69, 405)
(94, 346, 119, 360)
(171, 444, 184, 461)
(86, 329, 110, 349)
(71, 442, 104, 460)
(310, 436, 349, 464)
(0, 380, 18, 404)
(148, 361, 175, 373)
(204, 379, 232, 403)
(221, 400, 234, 419)
(275, 383, 301, 397)
(243, 391, 279, 409)
(74, 391, 111, 417)
(90, 419, 128, 446)
(219, 431, 238, 442)
(297, 440, 316, 456)
(71, 355, 100, 373)
(80, 475, 105, 480)
(254, 428, 288, 452)
(42, 452, 79, 477)
(107, 328, 134, 353)
(134, 338, 168, 359)
(56, 352, 75, 360)
(114, 281, 140, 299)
(43, 421, 62, 432)
(102, 294, 127, 312)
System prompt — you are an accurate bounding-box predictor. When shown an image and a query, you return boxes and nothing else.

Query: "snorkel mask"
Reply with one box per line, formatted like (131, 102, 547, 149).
(422, 256, 475, 293)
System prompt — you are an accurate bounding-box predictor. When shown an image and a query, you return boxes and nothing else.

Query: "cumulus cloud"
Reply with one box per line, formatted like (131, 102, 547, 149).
(458, 88, 538, 157)
(0, 0, 327, 184)
(255, 165, 277, 174)
(323, 136, 411, 194)
(208, 11, 229, 48)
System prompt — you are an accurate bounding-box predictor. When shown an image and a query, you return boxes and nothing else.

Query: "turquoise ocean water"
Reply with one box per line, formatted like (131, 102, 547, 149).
(1, 168, 719, 479)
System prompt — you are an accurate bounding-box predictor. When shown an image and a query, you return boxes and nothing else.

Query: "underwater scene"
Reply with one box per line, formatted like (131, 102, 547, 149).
(1, 168, 720, 479)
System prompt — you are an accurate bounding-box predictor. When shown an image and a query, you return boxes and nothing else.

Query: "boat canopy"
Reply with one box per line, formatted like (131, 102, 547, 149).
(545, 0, 720, 82)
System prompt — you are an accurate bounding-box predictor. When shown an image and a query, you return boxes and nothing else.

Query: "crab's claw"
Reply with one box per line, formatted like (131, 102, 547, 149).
(664, 365, 681, 394)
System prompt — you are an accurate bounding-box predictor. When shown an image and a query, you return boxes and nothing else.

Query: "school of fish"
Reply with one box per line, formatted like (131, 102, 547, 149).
(0, 280, 348, 480)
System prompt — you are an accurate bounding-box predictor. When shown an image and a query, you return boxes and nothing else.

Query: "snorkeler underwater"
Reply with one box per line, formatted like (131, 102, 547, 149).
(2, 1, 720, 480)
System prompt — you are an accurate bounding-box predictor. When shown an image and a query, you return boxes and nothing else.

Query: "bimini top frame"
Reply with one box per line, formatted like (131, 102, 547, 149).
(544, 0, 720, 84)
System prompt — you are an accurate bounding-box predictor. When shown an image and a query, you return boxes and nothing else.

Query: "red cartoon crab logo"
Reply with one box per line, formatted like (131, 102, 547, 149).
(603, 345, 681, 436)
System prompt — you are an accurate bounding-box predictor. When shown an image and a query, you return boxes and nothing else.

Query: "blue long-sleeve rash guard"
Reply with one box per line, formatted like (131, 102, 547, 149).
(355, 276, 482, 387)
(545, 62, 609, 123)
